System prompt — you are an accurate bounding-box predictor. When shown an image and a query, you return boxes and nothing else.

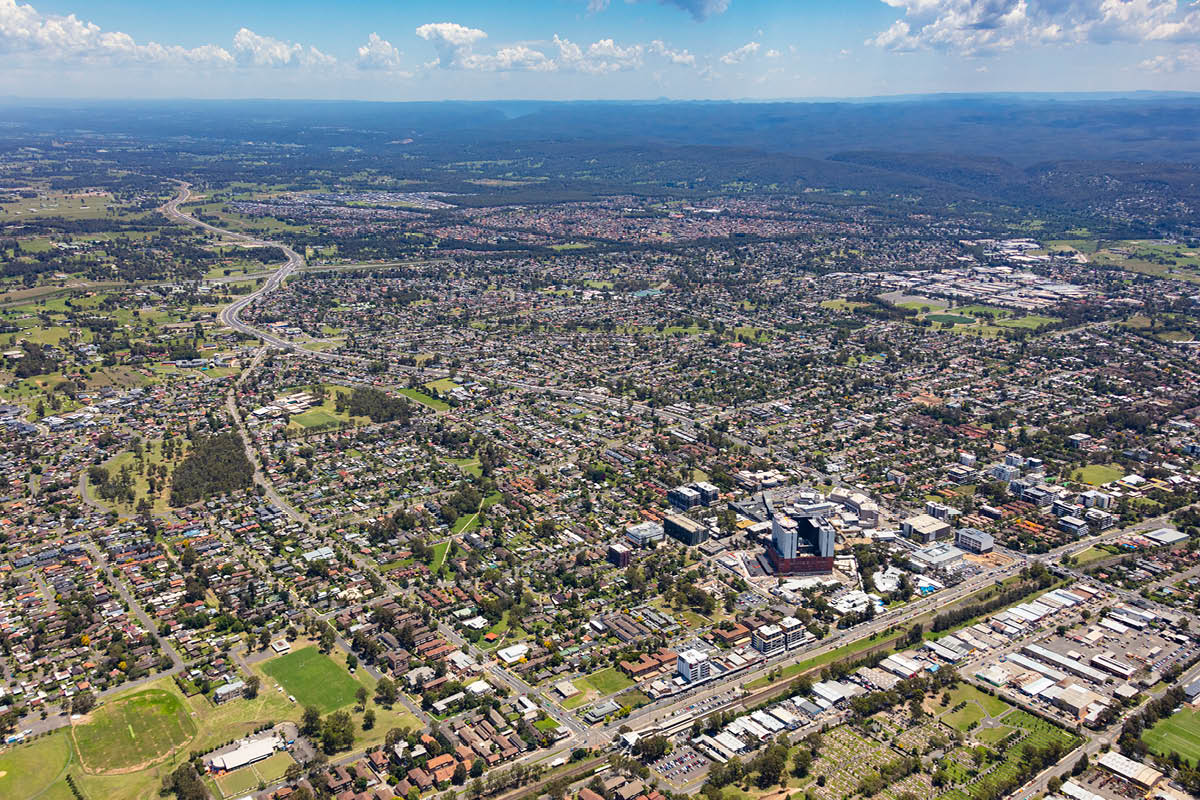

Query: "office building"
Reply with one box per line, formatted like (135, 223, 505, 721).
(663, 512, 709, 546)
(955, 527, 994, 554)
(626, 521, 665, 548)
(677, 648, 712, 683)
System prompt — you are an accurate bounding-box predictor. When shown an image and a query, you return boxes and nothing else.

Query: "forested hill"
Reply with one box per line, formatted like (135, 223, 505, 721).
(3, 95, 1200, 166)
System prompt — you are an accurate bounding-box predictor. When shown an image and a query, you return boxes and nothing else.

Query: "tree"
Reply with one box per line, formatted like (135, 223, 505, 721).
(470, 758, 484, 778)
(363, 709, 376, 730)
(792, 747, 813, 778)
(356, 686, 368, 709)
(71, 690, 96, 715)
(302, 705, 321, 736)
(245, 675, 261, 699)
(453, 763, 468, 785)
(375, 676, 398, 706)
(755, 743, 788, 789)
(320, 710, 355, 754)
(161, 763, 207, 800)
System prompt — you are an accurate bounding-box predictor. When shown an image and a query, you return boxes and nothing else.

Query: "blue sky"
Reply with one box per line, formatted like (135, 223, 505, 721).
(2, 0, 1199, 99)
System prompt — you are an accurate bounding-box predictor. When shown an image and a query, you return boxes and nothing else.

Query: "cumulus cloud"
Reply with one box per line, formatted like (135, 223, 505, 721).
(356, 32, 406, 71)
(1139, 45, 1200, 70)
(233, 27, 335, 68)
(415, 21, 488, 68)
(649, 39, 697, 65)
(868, 0, 1200, 55)
(719, 40, 760, 64)
(0, 0, 232, 65)
(415, 22, 695, 74)
(555, 35, 645, 73)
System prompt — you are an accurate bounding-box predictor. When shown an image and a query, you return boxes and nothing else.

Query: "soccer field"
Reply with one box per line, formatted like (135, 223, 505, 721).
(1144, 709, 1200, 765)
(261, 646, 361, 713)
(73, 688, 195, 772)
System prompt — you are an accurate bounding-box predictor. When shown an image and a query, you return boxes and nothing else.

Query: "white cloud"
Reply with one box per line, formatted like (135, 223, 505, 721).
(649, 39, 697, 65)
(765, 48, 781, 58)
(357, 32, 406, 71)
(233, 27, 335, 68)
(1139, 45, 1200, 70)
(869, 0, 1200, 56)
(415, 22, 686, 75)
(554, 35, 645, 73)
(719, 40, 760, 64)
(415, 21, 488, 69)
(0, 0, 232, 65)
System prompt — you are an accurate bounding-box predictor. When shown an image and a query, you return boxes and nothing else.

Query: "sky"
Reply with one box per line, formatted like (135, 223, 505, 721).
(1, 0, 1199, 100)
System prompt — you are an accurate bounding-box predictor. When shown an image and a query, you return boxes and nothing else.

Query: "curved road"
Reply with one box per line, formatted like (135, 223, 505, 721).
(160, 182, 308, 352)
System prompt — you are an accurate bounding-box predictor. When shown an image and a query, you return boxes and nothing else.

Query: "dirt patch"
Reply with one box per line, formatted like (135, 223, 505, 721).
(964, 552, 1013, 569)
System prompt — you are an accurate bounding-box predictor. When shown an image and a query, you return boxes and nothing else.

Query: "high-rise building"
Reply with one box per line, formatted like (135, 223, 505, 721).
(608, 542, 632, 567)
(664, 512, 709, 546)
(767, 512, 834, 575)
(677, 648, 712, 683)
(752, 624, 785, 655)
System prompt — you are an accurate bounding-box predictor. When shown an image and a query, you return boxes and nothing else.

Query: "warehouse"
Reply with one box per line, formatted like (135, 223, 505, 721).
(208, 734, 282, 772)
(1097, 752, 1163, 788)
(1022, 644, 1109, 684)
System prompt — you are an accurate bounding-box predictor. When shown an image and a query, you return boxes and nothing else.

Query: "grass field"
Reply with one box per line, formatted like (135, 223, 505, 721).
(425, 378, 461, 393)
(450, 456, 483, 478)
(1144, 708, 1200, 765)
(260, 646, 361, 713)
(290, 408, 341, 429)
(578, 667, 634, 695)
(897, 298, 947, 311)
(73, 689, 196, 772)
(1072, 545, 1116, 565)
(996, 314, 1058, 329)
(0, 729, 74, 799)
(820, 298, 871, 311)
(431, 539, 451, 571)
(939, 684, 1009, 732)
(3, 676, 303, 800)
(927, 313, 977, 325)
(214, 751, 295, 797)
(975, 725, 1016, 744)
(1073, 463, 1125, 485)
(398, 387, 450, 412)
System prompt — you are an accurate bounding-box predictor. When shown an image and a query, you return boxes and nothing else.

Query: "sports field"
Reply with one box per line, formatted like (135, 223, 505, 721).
(214, 751, 295, 797)
(927, 313, 976, 325)
(1073, 464, 1125, 485)
(0, 729, 73, 798)
(578, 666, 634, 695)
(73, 688, 196, 772)
(290, 408, 341, 429)
(261, 646, 361, 712)
(1144, 708, 1200, 765)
